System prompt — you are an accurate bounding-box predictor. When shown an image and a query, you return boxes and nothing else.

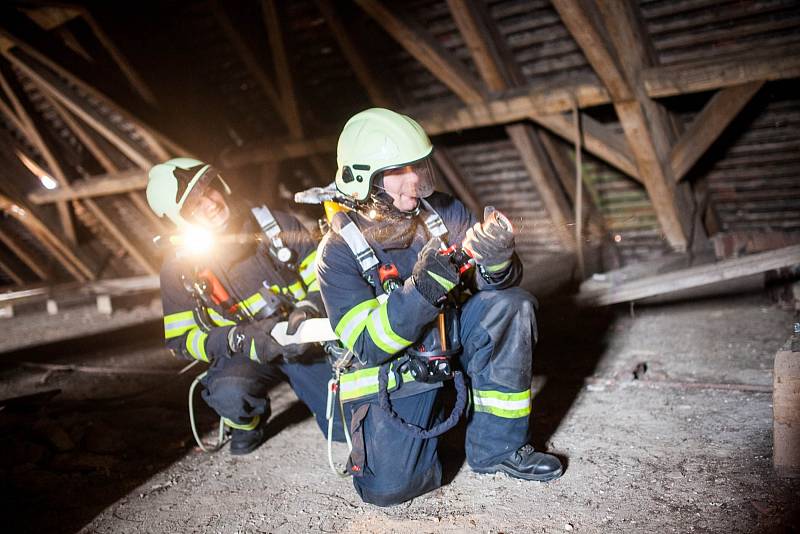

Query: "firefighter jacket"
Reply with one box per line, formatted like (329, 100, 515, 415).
(316, 192, 522, 401)
(161, 208, 321, 363)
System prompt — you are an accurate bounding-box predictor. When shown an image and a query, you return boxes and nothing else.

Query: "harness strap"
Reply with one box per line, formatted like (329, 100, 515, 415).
(330, 211, 380, 275)
(251, 204, 291, 262)
(420, 198, 448, 241)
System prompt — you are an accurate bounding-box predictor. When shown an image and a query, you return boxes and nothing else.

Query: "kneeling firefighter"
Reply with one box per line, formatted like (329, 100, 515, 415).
(315, 108, 563, 506)
(147, 157, 342, 455)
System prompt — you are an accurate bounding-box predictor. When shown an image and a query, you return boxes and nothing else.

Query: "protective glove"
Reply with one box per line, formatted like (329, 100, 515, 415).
(227, 317, 283, 362)
(412, 237, 460, 306)
(462, 209, 515, 274)
(285, 300, 320, 335)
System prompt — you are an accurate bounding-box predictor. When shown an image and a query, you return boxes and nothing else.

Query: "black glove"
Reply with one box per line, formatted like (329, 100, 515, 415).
(412, 237, 460, 306)
(285, 300, 320, 335)
(227, 317, 283, 362)
(462, 214, 515, 274)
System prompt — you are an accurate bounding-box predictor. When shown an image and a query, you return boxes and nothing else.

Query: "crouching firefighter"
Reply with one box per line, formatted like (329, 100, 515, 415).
(316, 108, 563, 506)
(147, 157, 343, 455)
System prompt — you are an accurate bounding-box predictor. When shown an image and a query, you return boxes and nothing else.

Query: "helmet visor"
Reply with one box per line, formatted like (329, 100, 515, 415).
(179, 165, 222, 218)
(378, 158, 437, 201)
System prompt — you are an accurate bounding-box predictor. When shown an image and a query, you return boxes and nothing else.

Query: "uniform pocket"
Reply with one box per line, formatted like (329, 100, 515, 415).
(347, 403, 371, 478)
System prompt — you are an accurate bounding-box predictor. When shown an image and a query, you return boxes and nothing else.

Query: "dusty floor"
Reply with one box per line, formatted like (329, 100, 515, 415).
(1, 291, 798, 533)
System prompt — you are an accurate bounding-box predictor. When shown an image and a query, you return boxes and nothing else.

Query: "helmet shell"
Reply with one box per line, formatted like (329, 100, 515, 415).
(146, 157, 231, 227)
(335, 108, 432, 202)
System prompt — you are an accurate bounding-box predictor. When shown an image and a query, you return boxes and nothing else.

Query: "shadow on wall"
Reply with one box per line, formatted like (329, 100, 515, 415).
(0, 323, 313, 534)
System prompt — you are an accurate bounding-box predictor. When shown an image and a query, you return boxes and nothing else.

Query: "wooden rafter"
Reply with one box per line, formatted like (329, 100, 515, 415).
(506, 124, 577, 250)
(553, 0, 696, 251)
(0, 193, 92, 281)
(262, 0, 303, 139)
(316, 0, 392, 108)
(0, 61, 77, 244)
(670, 81, 764, 182)
(28, 169, 146, 204)
(355, 0, 485, 104)
(431, 149, 481, 217)
(0, 226, 49, 281)
(208, 0, 286, 129)
(0, 253, 24, 286)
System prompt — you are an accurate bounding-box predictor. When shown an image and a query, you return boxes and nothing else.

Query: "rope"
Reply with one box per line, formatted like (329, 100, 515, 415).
(377, 363, 467, 439)
(188, 370, 228, 452)
(326, 375, 353, 477)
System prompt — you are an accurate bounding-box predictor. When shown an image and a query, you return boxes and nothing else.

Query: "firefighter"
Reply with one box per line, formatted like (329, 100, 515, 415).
(147, 157, 339, 455)
(316, 109, 563, 506)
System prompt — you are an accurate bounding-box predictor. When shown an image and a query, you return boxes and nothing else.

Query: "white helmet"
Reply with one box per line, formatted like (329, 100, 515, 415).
(146, 157, 231, 227)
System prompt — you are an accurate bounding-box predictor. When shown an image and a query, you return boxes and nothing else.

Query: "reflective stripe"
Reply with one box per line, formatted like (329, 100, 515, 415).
(472, 389, 531, 419)
(223, 414, 261, 431)
(339, 366, 397, 401)
(485, 260, 511, 273)
(240, 292, 267, 315)
(164, 311, 196, 339)
(249, 339, 260, 363)
(299, 250, 317, 286)
(186, 329, 209, 362)
(365, 300, 412, 354)
(207, 308, 236, 327)
(307, 279, 320, 292)
(335, 298, 379, 350)
(420, 198, 448, 239)
(288, 281, 306, 301)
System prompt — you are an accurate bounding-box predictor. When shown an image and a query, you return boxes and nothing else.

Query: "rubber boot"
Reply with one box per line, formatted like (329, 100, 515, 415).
(229, 416, 269, 456)
(474, 444, 563, 481)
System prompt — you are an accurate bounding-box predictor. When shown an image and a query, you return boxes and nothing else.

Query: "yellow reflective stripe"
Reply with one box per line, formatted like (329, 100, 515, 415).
(239, 291, 267, 314)
(307, 279, 320, 292)
(365, 300, 412, 354)
(207, 308, 236, 327)
(288, 281, 306, 301)
(185, 329, 209, 362)
(249, 339, 260, 363)
(472, 389, 531, 419)
(223, 415, 261, 431)
(299, 250, 317, 285)
(484, 259, 511, 273)
(339, 366, 398, 401)
(164, 311, 196, 339)
(335, 298, 379, 350)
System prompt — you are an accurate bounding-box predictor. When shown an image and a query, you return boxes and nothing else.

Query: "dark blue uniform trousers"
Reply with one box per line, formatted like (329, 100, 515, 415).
(201, 351, 344, 440)
(348, 287, 536, 506)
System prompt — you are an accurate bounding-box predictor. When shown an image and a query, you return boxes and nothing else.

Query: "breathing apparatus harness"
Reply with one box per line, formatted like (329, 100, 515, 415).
(327, 198, 472, 445)
(170, 204, 301, 452)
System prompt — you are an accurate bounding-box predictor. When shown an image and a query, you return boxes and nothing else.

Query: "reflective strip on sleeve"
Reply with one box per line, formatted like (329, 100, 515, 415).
(185, 329, 209, 362)
(288, 281, 306, 301)
(334, 298, 379, 350)
(164, 310, 197, 340)
(306, 279, 320, 292)
(223, 414, 261, 431)
(299, 250, 317, 286)
(240, 292, 268, 315)
(472, 389, 531, 419)
(249, 339, 261, 363)
(484, 260, 512, 273)
(207, 308, 236, 327)
(365, 299, 413, 354)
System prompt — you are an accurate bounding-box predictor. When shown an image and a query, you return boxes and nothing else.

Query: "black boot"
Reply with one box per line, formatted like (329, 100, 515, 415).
(229, 416, 269, 456)
(474, 444, 563, 481)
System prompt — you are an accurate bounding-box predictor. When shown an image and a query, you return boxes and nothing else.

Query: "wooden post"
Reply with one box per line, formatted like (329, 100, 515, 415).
(774, 329, 800, 477)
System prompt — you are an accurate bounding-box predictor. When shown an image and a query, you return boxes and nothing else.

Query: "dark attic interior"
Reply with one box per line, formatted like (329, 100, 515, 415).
(0, 0, 799, 532)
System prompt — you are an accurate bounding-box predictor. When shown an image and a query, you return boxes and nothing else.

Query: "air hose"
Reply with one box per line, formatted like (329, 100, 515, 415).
(188, 370, 228, 452)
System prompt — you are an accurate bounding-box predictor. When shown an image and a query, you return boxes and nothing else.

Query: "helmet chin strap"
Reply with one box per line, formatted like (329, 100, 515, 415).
(369, 184, 421, 219)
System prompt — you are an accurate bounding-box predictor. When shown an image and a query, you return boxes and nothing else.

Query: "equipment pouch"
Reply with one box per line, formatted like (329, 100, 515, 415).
(346, 403, 371, 478)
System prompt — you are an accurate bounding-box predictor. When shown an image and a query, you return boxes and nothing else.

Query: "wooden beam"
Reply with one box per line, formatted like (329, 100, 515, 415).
(208, 0, 286, 128)
(316, 0, 392, 108)
(579, 244, 800, 306)
(78, 8, 158, 107)
(0, 227, 49, 281)
(261, 0, 303, 139)
(506, 123, 576, 250)
(28, 169, 146, 204)
(0, 193, 92, 281)
(355, 0, 485, 104)
(0, 62, 77, 244)
(643, 45, 800, 99)
(0, 254, 24, 286)
(431, 149, 481, 217)
(82, 199, 157, 275)
(670, 81, 764, 182)
(532, 112, 639, 180)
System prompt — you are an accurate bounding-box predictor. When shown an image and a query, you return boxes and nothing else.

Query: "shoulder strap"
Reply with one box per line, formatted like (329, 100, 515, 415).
(419, 198, 448, 242)
(251, 205, 292, 263)
(330, 211, 380, 275)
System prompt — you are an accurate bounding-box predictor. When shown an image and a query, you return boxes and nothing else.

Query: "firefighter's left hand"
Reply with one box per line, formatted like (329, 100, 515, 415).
(285, 300, 320, 336)
(462, 220, 514, 271)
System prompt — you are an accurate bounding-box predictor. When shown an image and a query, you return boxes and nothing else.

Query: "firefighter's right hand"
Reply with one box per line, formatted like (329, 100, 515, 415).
(412, 237, 460, 306)
(227, 318, 283, 362)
